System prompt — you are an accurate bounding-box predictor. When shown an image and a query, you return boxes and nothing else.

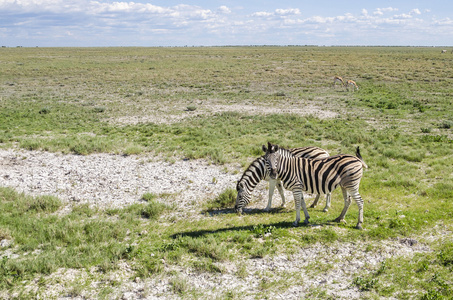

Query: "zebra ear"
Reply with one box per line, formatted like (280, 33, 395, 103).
(262, 144, 268, 153)
(268, 142, 278, 153)
(267, 142, 273, 153)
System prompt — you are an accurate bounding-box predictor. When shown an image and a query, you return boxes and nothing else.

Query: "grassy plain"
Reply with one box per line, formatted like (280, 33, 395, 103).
(0, 46, 452, 299)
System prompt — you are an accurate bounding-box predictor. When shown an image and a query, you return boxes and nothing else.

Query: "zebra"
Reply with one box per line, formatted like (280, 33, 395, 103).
(234, 146, 331, 214)
(261, 142, 368, 229)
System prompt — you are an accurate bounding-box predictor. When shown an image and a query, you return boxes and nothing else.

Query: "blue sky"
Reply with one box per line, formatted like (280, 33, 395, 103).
(1, 0, 452, 47)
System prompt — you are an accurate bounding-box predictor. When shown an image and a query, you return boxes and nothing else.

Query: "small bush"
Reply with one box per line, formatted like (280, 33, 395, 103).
(141, 193, 157, 202)
(123, 145, 144, 156)
(353, 276, 378, 291)
(28, 195, 61, 213)
(186, 105, 197, 111)
(437, 242, 453, 267)
(20, 140, 41, 151)
(0, 228, 11, 240)
(205, 188, 237, 210)
(170, 277, 190, 296)
(421, 289, 443, 300)
(94, 107, 106, 113)
(141, 201, 169, 220)
(39, 107, 51, 114)
(420, 135, 452, 143)
(252, 224, 276, 237)
(439, 120, 453, 129)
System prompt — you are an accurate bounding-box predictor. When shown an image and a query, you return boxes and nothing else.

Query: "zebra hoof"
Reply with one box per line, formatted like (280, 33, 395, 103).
(355, 224, 363, 230)
(322, 208, 329, 213)
(263, 207, 271, 212)
(333, 217, 345, 223)
(292, 221, 299, 227)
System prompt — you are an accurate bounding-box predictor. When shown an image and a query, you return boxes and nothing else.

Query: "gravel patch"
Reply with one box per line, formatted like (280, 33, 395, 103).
(0, 148, 239, 215)
(111, 103, 339, 125)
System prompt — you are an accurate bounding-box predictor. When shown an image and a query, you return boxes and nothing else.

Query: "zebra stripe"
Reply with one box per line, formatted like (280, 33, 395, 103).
(234, 146, 331, 213)
(263, 142, 367, 229)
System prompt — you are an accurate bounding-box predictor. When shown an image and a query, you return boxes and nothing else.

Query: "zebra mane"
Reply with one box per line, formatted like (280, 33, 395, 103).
(236, 156, 266, 189)
(277, 146, 292, 156)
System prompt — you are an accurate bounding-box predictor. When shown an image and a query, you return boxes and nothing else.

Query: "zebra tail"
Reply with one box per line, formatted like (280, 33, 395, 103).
(356, 146, 368, 169)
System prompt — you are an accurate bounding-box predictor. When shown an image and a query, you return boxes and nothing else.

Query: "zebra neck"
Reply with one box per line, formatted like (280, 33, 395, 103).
(239, 157, 267, 191)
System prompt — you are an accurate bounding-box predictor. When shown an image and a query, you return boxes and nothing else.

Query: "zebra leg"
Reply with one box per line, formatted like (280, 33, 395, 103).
(350, 191, 364, 230)
(264, 179, 277, 211)
(322, 193, 332, 212)
(334, 188, 351, 223)
(293, 189, 310, 226)
(276, 181, 286, 207)
(309, 194, 320, 208)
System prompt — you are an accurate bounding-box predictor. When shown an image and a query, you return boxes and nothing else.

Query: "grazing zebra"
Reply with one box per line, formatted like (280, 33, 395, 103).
(261, 142, 367, 229)
(234, 146, 331, 214)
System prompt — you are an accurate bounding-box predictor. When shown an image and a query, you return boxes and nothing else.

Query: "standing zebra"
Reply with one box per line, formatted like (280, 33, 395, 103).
(261, 142, 367, 229)
(234, 146, 331, 213)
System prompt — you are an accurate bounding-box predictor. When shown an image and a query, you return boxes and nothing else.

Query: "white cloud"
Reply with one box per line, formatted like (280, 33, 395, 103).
(434, 17, 453, 25)
(393, 13, 413, 19)
(218, 6, 231, 14)
(373, 7, 398, 16)
(251, 8, 300, 18)
(251, 11, 273, 17)
(410, 9, 421, 15)
(275, 8, 301, 16)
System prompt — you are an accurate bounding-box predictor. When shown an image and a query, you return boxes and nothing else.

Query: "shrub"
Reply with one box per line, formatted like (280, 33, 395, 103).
(141, 193, 157, 202)
(437, 242, 453, 267)
(439, 120, 453, 129)
(28, 195, 61, 213)
(39, 107, 51, 114)
(93, 107, 106, 113)
(0, 228, 11, 240)
(141, 201, 169, 220)
(353, 276, 378, 291)
(205, 188, 237, 210)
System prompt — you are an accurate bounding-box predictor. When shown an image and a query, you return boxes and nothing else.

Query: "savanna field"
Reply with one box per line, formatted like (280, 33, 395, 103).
(0, 46, 452, 299)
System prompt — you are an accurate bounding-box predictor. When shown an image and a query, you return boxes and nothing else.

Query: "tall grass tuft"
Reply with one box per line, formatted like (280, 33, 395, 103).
(204, 188, 237, 211)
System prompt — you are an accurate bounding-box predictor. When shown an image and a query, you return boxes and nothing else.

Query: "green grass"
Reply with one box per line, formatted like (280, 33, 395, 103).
(0, 46, 452, 298)
(1, 186, 452, 298)
(352, 243, 453, 299)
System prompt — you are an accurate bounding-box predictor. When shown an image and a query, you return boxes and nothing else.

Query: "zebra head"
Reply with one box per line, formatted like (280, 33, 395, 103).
(234, 181, 250, 214)
(262, 142, 280, 180)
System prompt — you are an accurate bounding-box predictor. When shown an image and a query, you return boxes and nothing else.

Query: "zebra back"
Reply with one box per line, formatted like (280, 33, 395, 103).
(238, 146, 329, 189)
(288, 146, 329, 160)
(265, 144, 365, 195)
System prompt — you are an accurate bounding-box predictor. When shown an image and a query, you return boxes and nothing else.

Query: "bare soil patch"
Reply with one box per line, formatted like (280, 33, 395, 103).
(110, 102, 339, 125)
